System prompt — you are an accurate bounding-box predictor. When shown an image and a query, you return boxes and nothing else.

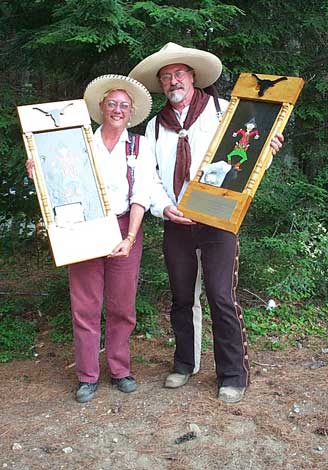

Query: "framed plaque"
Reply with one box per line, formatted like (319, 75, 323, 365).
(17, 99, 122, 266)
(178, 73, 304, 234)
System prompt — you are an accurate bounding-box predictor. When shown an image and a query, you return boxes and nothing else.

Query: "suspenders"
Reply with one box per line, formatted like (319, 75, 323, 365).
(125, 132, 140, 200)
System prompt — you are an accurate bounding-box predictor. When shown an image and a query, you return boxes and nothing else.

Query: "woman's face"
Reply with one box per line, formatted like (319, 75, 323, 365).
(99, 89, 133, 131)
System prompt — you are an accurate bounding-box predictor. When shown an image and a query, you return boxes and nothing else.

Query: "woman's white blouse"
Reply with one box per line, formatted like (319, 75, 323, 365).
(93, 127, 154, 215)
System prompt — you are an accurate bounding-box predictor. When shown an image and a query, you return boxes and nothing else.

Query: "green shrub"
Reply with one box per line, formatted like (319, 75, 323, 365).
(240, 159, 328, 303)
(244, 303, 327, 349)
(0, 316, 37, 362)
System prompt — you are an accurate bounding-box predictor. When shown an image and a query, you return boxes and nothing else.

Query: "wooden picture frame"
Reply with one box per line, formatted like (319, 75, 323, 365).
(178, 73, 304, 234)
(17, 99, 122, 266)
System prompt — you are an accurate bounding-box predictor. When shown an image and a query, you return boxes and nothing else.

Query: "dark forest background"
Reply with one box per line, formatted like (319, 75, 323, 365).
(0, 1, 327, 360)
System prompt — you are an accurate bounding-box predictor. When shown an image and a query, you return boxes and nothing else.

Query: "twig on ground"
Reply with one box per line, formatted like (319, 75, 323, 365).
(252, 361, 282, 368)
(242, 288, 267, 306)
(0, 291, 48, 296)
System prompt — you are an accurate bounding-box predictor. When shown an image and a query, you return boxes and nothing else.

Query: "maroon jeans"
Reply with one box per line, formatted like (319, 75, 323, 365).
(68, 213, 142, 383)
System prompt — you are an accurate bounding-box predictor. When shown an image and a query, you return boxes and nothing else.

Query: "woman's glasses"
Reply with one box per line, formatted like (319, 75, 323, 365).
(104, 100, 131, 111)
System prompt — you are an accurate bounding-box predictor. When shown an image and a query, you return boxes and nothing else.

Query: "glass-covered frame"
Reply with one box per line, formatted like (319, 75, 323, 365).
(17, 99, 122, 266)
(178, 73, 304, 234)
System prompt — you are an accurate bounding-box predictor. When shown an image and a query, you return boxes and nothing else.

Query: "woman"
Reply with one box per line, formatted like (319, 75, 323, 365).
(66, 75, 154, 402)
(26, 76, 153, 402)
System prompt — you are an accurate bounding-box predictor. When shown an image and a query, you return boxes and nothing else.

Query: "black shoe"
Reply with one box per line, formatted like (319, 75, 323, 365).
(111, 376, 137, 393)
(76, 382, 98, 403)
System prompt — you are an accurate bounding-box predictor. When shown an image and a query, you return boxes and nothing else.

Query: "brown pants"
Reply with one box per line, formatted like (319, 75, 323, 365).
(163, 221, 250, 388)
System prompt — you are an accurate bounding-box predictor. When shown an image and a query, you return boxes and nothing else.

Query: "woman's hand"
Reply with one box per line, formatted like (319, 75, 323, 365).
(26, 159, 35, 179)
(107, 233, 136, 258)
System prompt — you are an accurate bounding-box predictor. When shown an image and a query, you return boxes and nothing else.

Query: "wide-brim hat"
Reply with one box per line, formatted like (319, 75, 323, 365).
(129, 42, 222, 93)
(84, 74, 152, 127)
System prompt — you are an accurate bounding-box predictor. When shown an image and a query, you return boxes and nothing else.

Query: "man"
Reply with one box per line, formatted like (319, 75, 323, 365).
(129, 43, 283, 404)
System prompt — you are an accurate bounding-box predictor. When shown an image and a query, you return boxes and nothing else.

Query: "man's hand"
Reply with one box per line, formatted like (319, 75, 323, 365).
(270, 133, 284, 156)
(163, 205, 195, 225)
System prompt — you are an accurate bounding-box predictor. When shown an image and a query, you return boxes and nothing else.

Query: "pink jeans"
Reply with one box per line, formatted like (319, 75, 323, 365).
(68, 213, 142, 383)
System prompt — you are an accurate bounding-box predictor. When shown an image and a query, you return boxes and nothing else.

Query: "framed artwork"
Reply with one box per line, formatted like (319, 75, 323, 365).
(178, 73, 304, 234)
(17, 99, 122, 266)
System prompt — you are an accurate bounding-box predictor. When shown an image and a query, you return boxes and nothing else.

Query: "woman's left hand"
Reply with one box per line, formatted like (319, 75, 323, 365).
(107, 239, 133, 258)
(270, 133, 284, 156)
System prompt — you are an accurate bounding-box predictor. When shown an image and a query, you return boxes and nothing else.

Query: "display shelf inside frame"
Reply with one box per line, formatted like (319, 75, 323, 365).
(17, 99, 122, 266)
(178, 73, 304, 234)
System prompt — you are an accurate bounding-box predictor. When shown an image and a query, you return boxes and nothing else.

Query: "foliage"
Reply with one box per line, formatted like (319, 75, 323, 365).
(0, 1, 327, 356)
(244, 303, 327, 350)
(240, 158, 328, 302)
(0, 317, 37, 362)
(0, 299, 37, 362)
(135, 213, 169, 337)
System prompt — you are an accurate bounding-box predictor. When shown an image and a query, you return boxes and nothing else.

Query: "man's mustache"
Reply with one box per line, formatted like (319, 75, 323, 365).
(169, 85, 184, 92)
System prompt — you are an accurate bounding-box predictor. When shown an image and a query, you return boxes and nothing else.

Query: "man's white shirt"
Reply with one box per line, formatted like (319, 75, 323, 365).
(146, 97, 229, 218)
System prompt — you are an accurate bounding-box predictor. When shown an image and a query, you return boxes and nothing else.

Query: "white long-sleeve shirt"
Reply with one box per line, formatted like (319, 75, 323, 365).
(93, 126, 154, 215)
(145, 97, 229, 218)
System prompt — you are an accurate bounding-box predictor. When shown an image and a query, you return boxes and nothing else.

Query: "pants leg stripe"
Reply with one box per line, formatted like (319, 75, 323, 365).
(231, 238, 250, 387)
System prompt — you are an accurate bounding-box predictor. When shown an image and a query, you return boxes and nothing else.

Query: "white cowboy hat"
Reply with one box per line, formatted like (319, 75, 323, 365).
(129, 42, 222, 93)
(83, 74, 152, 127)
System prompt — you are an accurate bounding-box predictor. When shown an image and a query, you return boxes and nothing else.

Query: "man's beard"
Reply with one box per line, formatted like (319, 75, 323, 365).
(167, 87, 186, 104)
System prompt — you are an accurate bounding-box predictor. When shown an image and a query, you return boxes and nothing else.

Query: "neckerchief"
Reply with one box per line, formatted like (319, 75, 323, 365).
(157, 88, 210, 199)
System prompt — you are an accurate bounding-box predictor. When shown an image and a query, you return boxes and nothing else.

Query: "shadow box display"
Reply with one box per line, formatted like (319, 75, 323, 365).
(178, 73, 304, 234)
(17, 99, 122, 266)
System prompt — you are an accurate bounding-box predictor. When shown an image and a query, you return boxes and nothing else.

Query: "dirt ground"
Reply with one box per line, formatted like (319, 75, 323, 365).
(1, 322, 328, 470)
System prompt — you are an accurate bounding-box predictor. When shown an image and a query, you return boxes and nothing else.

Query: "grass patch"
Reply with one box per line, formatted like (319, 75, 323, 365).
(244, 303, 327, 349)
(0, 316, 37, 362)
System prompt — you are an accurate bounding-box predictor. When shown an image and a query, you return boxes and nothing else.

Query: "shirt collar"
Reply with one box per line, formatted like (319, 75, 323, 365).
(96, 125, 130, 143)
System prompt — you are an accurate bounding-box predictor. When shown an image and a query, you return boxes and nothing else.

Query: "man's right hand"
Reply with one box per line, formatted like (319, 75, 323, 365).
(163, 205, 195, 225)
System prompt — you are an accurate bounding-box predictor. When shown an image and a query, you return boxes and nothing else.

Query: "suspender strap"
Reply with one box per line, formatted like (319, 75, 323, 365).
(125, 132, 140, 200)
(155, 115, 160, 141)
(203, 84, 222, 114)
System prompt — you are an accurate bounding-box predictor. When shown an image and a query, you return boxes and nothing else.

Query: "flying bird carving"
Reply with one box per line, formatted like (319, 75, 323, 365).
(32, 102, 74, 127)
(252, 74, 288, 97)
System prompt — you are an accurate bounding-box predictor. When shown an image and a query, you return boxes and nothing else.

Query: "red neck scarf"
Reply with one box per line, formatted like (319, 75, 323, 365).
(157, 88, 210, 199)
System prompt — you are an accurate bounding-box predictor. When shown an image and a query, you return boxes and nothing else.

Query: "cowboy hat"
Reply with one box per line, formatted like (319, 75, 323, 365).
(84, 74, 152, 127)
(129, 42, 222, 93)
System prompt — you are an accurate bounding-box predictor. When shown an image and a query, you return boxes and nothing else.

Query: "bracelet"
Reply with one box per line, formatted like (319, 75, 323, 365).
(126, 232, 136, 245)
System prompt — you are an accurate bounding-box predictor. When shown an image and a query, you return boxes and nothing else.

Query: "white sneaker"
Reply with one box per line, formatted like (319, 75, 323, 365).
(218, 386, 246, 404)
(164, 372, 190, 388)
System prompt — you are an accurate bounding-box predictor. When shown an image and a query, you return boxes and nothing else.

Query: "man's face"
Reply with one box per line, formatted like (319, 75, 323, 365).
(158, 63, 194, 104)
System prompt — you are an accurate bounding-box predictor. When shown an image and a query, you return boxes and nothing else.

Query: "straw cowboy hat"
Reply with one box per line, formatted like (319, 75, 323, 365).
(129, 42, 222, 93)
(84, 74, 152, 127)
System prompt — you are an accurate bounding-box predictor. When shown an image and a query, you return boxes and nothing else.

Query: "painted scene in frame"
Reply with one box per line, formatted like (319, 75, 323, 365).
(34, 127, 104, 225)
(200, 99, 281, 193)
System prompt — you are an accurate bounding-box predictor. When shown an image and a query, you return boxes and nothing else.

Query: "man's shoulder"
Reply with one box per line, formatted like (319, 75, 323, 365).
(145, 114, 158, 136)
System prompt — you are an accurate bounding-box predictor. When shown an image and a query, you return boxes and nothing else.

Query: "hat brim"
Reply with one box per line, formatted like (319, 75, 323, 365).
(83, 74, 152, 127)
(129, 44, 222, 93)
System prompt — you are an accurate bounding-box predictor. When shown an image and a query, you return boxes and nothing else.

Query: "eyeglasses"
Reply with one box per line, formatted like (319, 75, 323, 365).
(158, 69, 192, 84)
(104, 100, 131, 111)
